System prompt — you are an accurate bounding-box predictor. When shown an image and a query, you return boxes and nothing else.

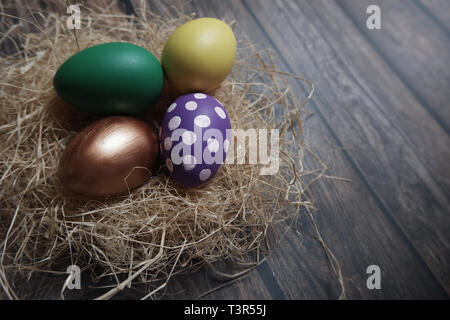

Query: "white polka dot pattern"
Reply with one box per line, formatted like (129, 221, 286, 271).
(194, 115, 211, 128)
(168, 103, 177, 112)
(194, 93, 207, 99)
(185, 101, 197, 111)
(183, 155, 197, 171)
(164, 137, 172, 150)
(161, 93, 231, 188)
(199, 169, 211, 181)
(214, 106, 226, 119)
(168, 116, 181, 130)
(182, 131, 197, 145)
(207, 138, 220, 153)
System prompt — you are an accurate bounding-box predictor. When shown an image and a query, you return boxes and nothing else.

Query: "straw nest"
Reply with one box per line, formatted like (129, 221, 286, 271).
(0, 2, 338, 299)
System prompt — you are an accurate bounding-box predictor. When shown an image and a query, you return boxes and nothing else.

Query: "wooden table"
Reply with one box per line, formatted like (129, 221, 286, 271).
(1, 0, 449, 299)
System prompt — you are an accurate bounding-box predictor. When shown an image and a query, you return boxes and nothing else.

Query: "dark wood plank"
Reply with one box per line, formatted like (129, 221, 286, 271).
(337, 0, 450, 133)
(174, 0, 449, 298)
(161, 262, 276, 300)
(416, 0, 450, 33)
(263, 114, 449, 299)
(238, 0, 450, 294)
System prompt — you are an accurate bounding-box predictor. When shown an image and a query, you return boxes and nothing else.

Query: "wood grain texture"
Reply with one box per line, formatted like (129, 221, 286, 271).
(235, 0, 450, 294)
(337, 0, 450, 133)
(416, 0, 450, 33)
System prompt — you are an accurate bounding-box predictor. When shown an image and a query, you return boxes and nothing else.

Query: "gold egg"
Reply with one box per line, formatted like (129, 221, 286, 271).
(59, 116, 159, 197)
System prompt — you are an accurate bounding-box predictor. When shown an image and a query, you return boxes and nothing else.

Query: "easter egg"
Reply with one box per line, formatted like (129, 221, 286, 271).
(54, 42, 164, 116)
(161, 18, 236, 93)
(160, 93, 232, 188)
(59, 116, 159, 197)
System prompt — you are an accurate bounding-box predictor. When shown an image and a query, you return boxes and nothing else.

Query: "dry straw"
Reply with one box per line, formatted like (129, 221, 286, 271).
(0, 1, 344, 299)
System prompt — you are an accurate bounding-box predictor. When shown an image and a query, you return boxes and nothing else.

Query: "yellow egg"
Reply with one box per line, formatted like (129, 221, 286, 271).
(162, 17, 236, 93)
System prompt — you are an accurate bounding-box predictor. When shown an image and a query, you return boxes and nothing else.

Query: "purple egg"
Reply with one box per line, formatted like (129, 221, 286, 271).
(159, 93, 232, 188)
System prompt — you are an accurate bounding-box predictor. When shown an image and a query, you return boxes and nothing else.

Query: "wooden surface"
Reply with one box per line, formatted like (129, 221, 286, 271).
(1, 0, 449, 299)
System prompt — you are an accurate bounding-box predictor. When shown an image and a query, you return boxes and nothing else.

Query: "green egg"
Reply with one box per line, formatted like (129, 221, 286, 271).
(54, 42, 164, 115)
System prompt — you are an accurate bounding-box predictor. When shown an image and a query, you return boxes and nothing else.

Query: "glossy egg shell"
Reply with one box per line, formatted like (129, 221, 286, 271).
(54, 42, 164, 116)
(161, 18, 236, 93)
(160, 93, 232, 188)
(59, 116, 159, 197)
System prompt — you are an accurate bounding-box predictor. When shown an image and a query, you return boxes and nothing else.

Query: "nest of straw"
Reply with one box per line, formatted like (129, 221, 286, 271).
(0, 2, 326, 299)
